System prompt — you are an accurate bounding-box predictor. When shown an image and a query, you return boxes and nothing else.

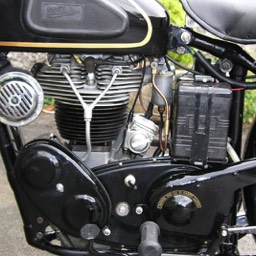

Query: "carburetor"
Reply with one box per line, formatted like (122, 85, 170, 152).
(124, 115, 159, 155)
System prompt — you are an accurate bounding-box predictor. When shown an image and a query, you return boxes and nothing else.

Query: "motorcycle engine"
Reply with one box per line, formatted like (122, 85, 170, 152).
(33, 54, 151, 167)
(0, 52, 235, 254)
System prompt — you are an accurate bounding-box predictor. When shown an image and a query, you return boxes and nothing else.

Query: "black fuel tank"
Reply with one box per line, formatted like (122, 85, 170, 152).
(0, 0, 169, 55)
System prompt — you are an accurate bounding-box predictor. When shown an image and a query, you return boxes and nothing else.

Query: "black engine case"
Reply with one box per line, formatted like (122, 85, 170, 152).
(13, 139, 256, 254)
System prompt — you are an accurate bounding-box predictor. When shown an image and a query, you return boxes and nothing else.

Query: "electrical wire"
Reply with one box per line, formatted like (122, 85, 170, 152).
(195, 51, 256, 89)
(246, 75, 256, 79)
(128, 57, 147, 123)
(159, 111, 164, 152)
(139, 91, 147, 112)
(165, 55, 202, 75)
(74, 54, 145, 67)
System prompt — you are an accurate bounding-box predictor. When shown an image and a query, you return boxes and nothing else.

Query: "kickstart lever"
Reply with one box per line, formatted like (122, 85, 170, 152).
(138, 221, 162, 256)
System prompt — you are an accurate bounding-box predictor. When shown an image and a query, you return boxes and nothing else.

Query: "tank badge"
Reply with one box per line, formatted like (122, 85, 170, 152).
(42, 3, 83, 22)
(157, 190, 202, 209)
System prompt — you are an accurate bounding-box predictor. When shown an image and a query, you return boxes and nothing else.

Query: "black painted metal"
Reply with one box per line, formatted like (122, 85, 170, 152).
(229, 66, 247, 156)
(0, 123, 16, 173)
(244, 118, 256, 159)
(10, 127, 23, 151)
(9, 137, 256, 254)
(0, 2, 255, 255)
(171, 27, 256, 75)
(14, 139, 111, 238)
(0, 0, 169, 55)
(243, 117, 256, 239)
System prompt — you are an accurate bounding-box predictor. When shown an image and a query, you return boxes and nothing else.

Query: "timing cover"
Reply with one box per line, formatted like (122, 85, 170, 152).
(14, 139, 111, 237)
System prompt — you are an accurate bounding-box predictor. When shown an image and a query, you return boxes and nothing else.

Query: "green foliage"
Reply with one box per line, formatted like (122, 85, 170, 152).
(159, 0, 256, 124)
(159, 0, 185, 26)
(244, 90, 256, 123)
(44, 97, 54, 107)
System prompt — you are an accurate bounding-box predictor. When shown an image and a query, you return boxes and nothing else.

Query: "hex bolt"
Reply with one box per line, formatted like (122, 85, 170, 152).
(176, 46, 186, 54)
(36, 232, 44, 240)
(56, 183, 64, 193)
(102, 227, 111, 236)
(37, 217, 44, 225)
(115, 202, 130, 217)
(181, 31, 192, 44)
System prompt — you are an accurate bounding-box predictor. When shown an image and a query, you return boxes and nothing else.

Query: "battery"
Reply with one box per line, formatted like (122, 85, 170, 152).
(172, 80, 232, 166)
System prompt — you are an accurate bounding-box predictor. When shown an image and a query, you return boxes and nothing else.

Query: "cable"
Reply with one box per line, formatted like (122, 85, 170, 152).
(128, 57, 147, 123)
(159, 110, 164, 152)
(74, 54, 144, 67)
(139, 91, 147, 112)
(98, 57, 144, 66)
(195, 51, 256, 89)
(165, 55, 202, 75)
(88, 241, 129, 256)
(246, 75, 256, 79)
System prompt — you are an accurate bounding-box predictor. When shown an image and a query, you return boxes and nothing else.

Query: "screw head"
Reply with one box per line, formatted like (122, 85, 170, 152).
(181, 31, 192, 44)
(221, 229, 228, 237)
(135, 206, 143, 215)
(36, 217, 44, 224)
(102, 227, 111, 236)
(56, 183, 64, 193)
(36, 232, 44, 240)
(176, 46, 186, 54)
(115, 202, 130, 217)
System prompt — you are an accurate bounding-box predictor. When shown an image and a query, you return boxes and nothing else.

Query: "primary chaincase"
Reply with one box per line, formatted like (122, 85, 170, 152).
(34, 54, 142, 145)
(0, 71, 44, 126)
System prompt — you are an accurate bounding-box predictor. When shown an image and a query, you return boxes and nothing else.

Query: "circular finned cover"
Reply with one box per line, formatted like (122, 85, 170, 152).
(0, 72, 44, 126)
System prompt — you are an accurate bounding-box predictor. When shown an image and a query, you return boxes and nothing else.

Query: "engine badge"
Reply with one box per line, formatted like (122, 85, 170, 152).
(157, 190, 202, 209)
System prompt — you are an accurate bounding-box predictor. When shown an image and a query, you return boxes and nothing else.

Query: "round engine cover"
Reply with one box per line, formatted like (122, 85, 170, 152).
(0, 71, 44, 126)
(14, 139, 111, 237)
